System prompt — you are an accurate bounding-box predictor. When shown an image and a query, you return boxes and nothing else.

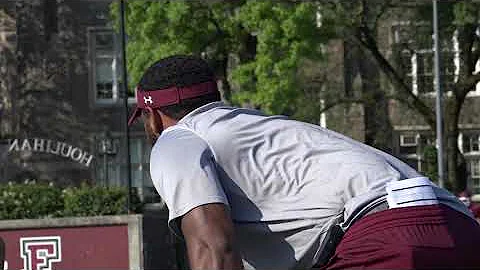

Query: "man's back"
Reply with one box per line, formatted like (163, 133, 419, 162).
(176, 102, 422, 220)
(152, 102, 427, 268)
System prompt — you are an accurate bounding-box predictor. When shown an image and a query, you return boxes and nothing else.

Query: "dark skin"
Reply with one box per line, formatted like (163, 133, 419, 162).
(143, 108, 244, 270)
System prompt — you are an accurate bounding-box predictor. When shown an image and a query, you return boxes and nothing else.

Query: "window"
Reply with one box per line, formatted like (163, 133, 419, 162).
(89, 28, 135, 105)
(464, 134, 480, 153)
(392, 23, 456, 95)
(470, 159, 480, 191)
(398, 133, 436, 172)
(399, 134, 419, 169)
(130, 138, 151, 187)
(129, 137, 160, 202)
(463, 133, 480, 193)
(398, 50, 456, 95)
(400, 134, 418, 147)
(95, 134, 120, 186)
(416, 51, 434, 94)
(95, 134, 159, 202)
(397, 51, 413, 89)
(472, 160, 480, 178)
(399, 136, 417, 157)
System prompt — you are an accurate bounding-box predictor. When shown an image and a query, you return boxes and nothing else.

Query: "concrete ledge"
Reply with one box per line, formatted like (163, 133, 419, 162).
(0, 214, 141, 230)
(127, 215, 143, 270)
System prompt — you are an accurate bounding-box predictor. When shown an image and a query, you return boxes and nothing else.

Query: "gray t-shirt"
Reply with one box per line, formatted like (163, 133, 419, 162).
(150, 102, 470, 269)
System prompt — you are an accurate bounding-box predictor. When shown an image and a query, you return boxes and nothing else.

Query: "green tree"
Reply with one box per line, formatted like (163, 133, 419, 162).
(111, 1, 241, 101)
(111, 0, 331, 120)
(321, 0, 480, 192)
(230, 1, 328, 115)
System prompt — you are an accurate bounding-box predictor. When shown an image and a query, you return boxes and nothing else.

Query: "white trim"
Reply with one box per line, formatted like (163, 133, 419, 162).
(459, 132, 464, 154)
(403, 153, 419, 159)
(459, 124, 480, 129)
(453, 29, 460, 83)
(471, 59, 480, 97)
(464, 152, 480, 157)
(411, 53, 418, 95)
(394, 124, 480, 131)
(394, 125, 431, 131)
(391, 21, 429, 27)
(320, 99, 327, 128)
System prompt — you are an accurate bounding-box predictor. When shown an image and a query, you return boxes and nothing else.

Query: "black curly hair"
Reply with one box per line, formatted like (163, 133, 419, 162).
(137, 55, 220, 119)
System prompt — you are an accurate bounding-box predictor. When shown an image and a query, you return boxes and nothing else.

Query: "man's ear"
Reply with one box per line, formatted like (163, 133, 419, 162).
(143, 107, 164, 145)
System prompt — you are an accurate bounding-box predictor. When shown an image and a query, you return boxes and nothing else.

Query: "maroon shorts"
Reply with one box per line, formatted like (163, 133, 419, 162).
(320, 204, 480, 269)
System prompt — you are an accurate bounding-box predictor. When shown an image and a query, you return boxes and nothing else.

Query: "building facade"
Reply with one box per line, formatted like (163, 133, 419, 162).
(328, 3, 480, 193)
(0, 0, 158, 202)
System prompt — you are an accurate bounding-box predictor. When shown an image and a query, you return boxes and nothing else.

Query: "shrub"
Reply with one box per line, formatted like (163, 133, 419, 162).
(0, 181, 139, 220)
(63, 184, 128, 217)
(0, 180, 63, 219)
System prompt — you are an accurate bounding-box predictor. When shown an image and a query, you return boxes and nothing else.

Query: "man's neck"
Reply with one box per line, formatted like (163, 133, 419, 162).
(159, 112, 179, 129)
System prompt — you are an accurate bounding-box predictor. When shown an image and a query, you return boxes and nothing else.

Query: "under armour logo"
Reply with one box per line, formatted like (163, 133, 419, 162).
(143, 96, 153, 105)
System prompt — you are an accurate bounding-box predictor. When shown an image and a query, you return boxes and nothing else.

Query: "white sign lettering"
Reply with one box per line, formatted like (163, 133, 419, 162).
(20, 236, 61, 270)
(7, 139, 94, 167)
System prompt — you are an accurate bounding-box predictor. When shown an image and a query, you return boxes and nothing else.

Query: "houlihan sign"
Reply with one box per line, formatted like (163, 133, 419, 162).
(8, 138, 93, 167)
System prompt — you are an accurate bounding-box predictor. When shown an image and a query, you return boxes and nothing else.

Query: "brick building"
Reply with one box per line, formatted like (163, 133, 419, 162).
(322, 4, 480, 193)
(0, 0, 157, 202)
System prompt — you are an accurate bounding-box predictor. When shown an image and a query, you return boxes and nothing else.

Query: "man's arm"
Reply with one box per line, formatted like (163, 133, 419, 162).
(180, 203, 244, 270)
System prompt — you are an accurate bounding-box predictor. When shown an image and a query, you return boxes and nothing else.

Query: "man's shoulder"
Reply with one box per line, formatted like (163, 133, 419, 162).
(151, 126, 211, 162)
(470, 203, 480, 217)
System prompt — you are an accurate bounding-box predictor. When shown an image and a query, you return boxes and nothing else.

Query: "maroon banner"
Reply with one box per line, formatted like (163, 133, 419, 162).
(0, 225, 129, 270)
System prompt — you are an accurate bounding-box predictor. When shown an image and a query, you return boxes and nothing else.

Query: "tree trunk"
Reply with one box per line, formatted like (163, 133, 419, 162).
(0, 5, 17, 139)
(218, 55, 232, 103)
(445, 97, 466, 193)
(450, 23, 478, 193)
(359, 47, 393, 153)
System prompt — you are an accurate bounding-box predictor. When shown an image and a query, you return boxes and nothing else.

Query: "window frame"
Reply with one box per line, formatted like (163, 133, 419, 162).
(470, 159, 480, 192)
(463, 134, 480, 154)
(472, 159, 480, 178)
(94, 132, 159, 202)
(87, 27, 136, 107)
(391, 22, 465, 97)
(400, 134, 418, 147)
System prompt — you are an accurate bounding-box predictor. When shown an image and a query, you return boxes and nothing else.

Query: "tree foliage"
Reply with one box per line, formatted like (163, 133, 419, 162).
(111, 1, 237, 88)
(111, 0, 331, 117)
(230, 1, 327, 114)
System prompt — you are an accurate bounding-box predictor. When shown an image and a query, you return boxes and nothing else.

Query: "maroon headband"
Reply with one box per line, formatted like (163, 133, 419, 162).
(128, 81, 218, 126)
